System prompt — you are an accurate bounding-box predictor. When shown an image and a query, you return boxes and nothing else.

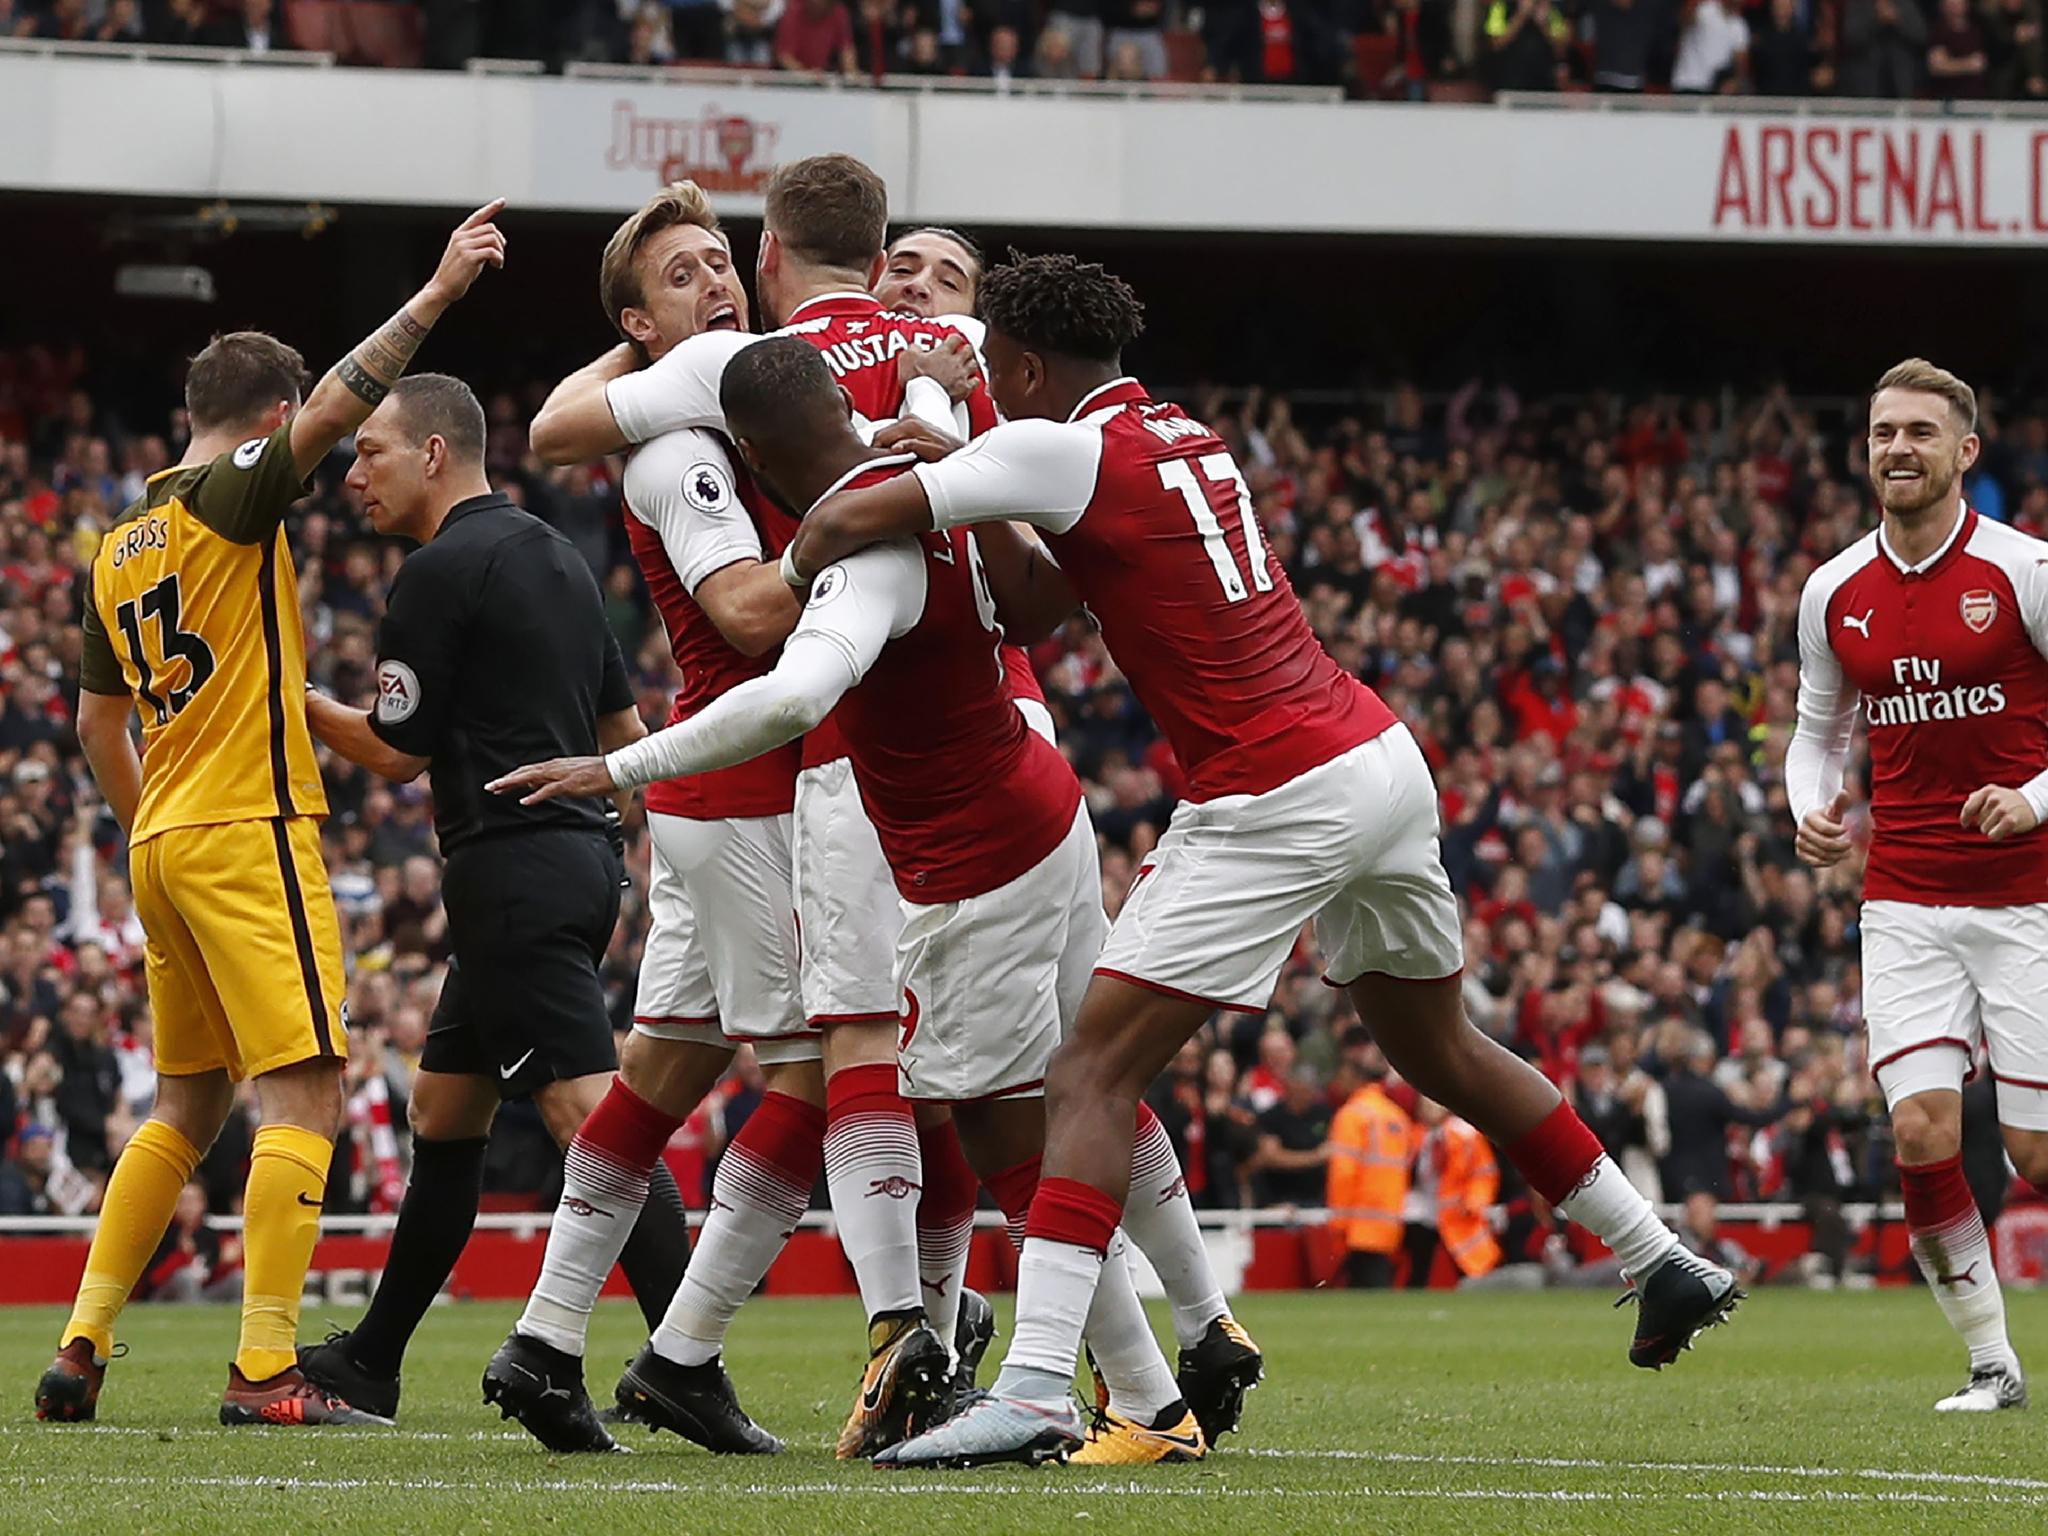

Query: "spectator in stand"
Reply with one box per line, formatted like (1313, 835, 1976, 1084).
(24, 0, 87, 40)
(1035, 19, 1082, 74)
(1587, 0, 1663, 92)
(851, 0, 902, 73)
(775, 0, 857, 72)
(1104, 0, 1167, 79)
(1104, 33, 1151, 77)
(1041, 0, 1105, 75)
(1774, 1061, 1868, 1286)
(1244, 1026, 1299, 1114)
(1838, 0, 1928, 96)
(624, 4, 675, 64)
(1671, 0, 1750, 91)
(1926, 0, 1991, 94)
(983, 21, 1029, 81)
(1484, 0, 1568, 90)
(1250, 1068, 1333, 1207)
(663, 0, 729, 59)
(897, 0, 970, 70)
(135, 1182, 242, 1302)
(1212, 0, 1338, 84)
(1660, 1030, 1788, 1200)
(1203, 1047, 1260, 1206)
(1986, 0, 2048, 96)
(93, 0, 143, 43)
(1572, 1045, 1638, 1158)
(1749, 0, 1821, 93)
(727, 0, 782, 67)
(198, 0, 276, 51)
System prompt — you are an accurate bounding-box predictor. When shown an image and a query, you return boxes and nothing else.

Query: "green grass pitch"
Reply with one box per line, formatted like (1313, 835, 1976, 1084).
(2, 1289, 2045, 1535)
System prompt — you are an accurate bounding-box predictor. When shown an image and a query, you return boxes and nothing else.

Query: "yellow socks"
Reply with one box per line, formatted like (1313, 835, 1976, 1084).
(63, 1119, 203, 1359)
(236, 1124, 333, 1382)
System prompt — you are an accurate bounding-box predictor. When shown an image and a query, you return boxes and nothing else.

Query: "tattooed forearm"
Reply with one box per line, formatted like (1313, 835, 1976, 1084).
(335, 354, 390, 407)
(355, 305, 432, 382)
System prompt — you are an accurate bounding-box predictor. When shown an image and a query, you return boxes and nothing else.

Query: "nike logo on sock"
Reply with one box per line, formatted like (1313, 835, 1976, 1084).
(296, 1192, 324, 1209)
(500, 1049, 537, 1081)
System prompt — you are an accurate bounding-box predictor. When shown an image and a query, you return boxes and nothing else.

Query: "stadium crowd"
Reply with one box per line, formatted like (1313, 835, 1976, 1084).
(4, 341, 2037, 1281)
(7, 0, 2046, 100)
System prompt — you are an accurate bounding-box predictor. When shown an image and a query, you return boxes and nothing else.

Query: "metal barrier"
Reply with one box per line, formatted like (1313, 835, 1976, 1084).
(0, 1202, 1907, 1237)
(0, 37, 333, 67)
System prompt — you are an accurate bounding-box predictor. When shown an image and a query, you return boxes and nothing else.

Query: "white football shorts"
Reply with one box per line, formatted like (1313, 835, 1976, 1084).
(895, 801, 1106, 1102)
(632, 811, 816, 1065)
(793, 756, 903, 1027)
(1862, 899, 2048, 1130)
(1093, 723, 1464, 1012)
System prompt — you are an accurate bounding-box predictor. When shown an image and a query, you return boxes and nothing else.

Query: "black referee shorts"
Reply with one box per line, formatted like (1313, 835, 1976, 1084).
(424, 828, 624, 1101)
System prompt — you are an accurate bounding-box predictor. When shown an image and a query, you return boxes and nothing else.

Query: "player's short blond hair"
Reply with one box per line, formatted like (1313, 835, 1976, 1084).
(1872, 358, 1977, 435)
(598, 182, 723, 346)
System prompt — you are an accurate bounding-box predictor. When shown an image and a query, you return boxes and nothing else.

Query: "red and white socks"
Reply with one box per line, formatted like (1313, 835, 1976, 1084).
(915, 1118, 979, 1354)
(650, 1092, 825, 1368)
(1506, 1100, 1680, 1279)
(822, 1064, 924, 1323)
(518, 1077, 680, 1356)
(1121, 1102, 1228, 1348)
(1900, 1153, 2016, 1372)
(994, 1177, 1124, 1407)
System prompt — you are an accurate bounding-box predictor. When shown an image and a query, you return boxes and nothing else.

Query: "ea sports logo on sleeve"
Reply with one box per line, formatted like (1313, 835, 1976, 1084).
(1960, 590, 1998, 634)
(376, 660, 421, 724)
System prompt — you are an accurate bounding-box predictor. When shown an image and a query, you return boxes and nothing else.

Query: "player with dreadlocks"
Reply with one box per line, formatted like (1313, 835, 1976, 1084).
(789, 254, 1742, 1468)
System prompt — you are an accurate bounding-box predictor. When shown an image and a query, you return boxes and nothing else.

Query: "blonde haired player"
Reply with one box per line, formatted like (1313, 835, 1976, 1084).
(1791, 357, 2048, 1412)
(36, 203, 505, 1428)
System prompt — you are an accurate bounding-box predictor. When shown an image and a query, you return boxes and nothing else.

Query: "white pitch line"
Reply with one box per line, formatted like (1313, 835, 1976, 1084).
(1245, 1449, 2048, 1493)
(9, 1428, 2047, 1496)
(0, 1474, 2041, 1507)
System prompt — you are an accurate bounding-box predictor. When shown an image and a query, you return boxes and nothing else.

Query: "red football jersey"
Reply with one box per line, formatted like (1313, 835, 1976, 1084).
(621, 427, 801, 820)
(806, 460, 1080, 903)
(1797, 507, 2048, 906)
(782, 293, 1040, 742)
(914, 378, 1395, 800)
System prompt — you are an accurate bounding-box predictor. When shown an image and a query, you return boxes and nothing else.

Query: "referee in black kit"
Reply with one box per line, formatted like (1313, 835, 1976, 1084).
(300, 374, 690, 1451)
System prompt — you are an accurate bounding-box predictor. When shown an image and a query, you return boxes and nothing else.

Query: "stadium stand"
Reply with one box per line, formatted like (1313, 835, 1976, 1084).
(4, 0, 2039, 98)
(11, 340, 2032, 1285)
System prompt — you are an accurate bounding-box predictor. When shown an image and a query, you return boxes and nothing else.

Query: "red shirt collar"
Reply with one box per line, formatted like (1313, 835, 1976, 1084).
(1878, 503, 1974, 579)
(1068, 376, 1149, 421)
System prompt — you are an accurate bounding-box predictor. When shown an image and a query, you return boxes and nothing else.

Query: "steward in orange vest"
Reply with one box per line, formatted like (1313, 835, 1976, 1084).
(1327, 1058, 1414, 1289)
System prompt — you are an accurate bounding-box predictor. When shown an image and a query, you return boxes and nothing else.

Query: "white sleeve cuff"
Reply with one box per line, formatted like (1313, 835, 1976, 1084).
(2021, 769, 2048, 826)
(606, 741, 655, 792)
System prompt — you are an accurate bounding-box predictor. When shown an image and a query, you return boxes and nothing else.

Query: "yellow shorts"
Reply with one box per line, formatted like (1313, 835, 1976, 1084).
(131, 816, 348, 1081)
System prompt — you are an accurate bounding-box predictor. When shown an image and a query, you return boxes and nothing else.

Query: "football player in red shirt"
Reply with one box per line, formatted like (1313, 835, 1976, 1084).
(1791, 358, 2048, 1412)
(791, 255, 1738, 1467)
(494, 336, 1208, 1465)
(523, 160, 1241, 1453)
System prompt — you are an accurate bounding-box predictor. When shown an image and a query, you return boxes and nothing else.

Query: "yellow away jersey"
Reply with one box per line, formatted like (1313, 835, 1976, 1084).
(79, 423, 329, 844)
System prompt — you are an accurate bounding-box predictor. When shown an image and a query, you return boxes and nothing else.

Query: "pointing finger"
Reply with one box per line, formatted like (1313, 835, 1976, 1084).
(459, 198, 507, 230)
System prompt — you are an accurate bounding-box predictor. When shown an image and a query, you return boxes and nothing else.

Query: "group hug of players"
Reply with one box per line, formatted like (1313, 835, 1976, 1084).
(39, 143, 2036, 1469)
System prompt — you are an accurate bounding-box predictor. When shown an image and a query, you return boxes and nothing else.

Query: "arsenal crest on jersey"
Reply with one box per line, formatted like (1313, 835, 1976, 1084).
(1960, 590, 1999, 634)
